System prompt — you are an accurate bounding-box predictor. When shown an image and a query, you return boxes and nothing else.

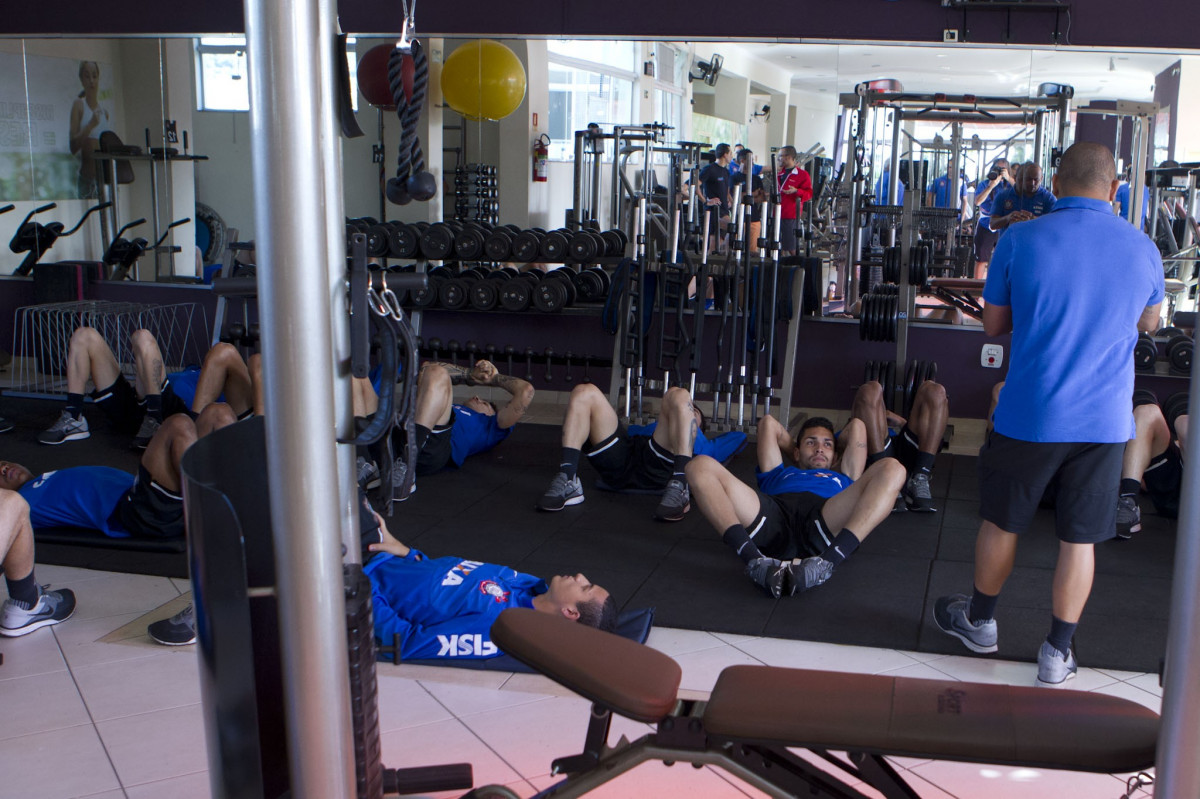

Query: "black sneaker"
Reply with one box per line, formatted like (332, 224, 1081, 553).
(38, 410, 89, 445)
(131, 415, 161, 450)
(745, 556, 788, 598)
(653, 479, 690, 521)
(0, 586, 77, 636)
(356, 456, 381, 490)
(148, 603, 196, 646)
(1115, 495, 1141, 540)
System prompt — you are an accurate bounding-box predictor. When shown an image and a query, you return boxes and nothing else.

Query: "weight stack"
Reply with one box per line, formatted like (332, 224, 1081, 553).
(346, 564, 384, 799)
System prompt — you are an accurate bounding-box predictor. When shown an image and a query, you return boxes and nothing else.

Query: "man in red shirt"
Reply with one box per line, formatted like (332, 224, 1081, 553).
(776, 146, 813, 255)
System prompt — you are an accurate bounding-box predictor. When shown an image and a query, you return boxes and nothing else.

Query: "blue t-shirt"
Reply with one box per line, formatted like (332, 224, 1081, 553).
(984, 196, 1165, 442)
(989, 185, 1056, 229)
(626, 422, 746, 463)
(930, 175, 968, 209)
(977, 179, 1012, 224)
(875, 171, 905, 205)
(449, 404, 512, 466)
(165, 366, 203, 408)
(1115, 182, 1149, 229)
(755, 462, 853, 498)
(17, 467, 135, 537)
(364, 549, 544, 660)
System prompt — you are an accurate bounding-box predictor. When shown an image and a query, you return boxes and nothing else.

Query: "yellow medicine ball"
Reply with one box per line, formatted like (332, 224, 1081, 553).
(440, 39, 527, 121)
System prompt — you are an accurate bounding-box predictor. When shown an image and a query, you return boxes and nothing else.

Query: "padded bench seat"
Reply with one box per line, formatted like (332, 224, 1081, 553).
(491, 607, 1160, 796)
(705, 664, 1159, 774)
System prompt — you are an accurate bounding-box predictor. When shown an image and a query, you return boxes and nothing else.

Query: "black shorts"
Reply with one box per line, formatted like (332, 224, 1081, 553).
(585, 427, 673, 490)
(415, 411, 455, 475)
(112, 464, 185, 538)
(1143, 443, 1183, 519)
(978, 431, 1124, 543)
(974, 221, 999, 263)
(93, 375, 191, 434)
(748, 491, 834, 561)
(780, 218, 799, 252)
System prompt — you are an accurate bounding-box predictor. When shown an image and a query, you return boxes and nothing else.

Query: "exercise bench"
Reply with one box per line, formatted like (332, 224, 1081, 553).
(476, 607, 1159, 799)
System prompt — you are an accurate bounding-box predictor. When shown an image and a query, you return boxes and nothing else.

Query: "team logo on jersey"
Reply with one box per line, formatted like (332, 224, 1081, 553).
(1003, 199, 1013, 210)
(441, 559, 484, 586)
(29, 471, 57, 490)
(812, 471, 846, 489)
(478, 580, 510, 603)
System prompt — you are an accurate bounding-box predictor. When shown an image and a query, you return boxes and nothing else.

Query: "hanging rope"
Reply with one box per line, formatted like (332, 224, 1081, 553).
(385, 0, 436, 205)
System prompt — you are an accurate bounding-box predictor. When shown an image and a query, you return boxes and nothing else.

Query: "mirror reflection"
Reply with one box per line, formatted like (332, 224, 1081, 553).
(0, 36, 1192, 313)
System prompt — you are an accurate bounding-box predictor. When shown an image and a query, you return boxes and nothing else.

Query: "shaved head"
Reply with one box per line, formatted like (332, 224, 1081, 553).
(1055, 142, 1117, 198)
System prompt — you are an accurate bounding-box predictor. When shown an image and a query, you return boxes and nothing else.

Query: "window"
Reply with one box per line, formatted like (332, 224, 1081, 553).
(546, 40, 637, 161)
(195, 36, 358, 112)
(653, 44, 687, 149)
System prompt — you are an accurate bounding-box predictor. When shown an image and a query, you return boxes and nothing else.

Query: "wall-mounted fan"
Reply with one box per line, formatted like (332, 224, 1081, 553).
(689, 53, 724, 86)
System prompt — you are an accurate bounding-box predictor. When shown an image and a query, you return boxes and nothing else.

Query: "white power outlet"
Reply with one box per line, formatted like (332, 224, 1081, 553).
(982, 343, 1004, 369)
(943, 29, 960, 43)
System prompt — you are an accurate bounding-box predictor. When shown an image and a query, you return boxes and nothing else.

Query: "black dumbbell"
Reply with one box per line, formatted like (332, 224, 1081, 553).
(453, 223, 488, 261)
(410, 265, 451, 307)
(510, 228, 545, 263)
(438, 266, 482, 310)
(427, 337, 442, 362)
(386, 221, 421, 259)
(576, 266, 610, 302)
(1167, 334, 1193, 374)
(601, 229, 628, 257)
(420, 221, 461, 261)
(465, 341, 478, 366)
(544, 348, 555, 382)
(483, 226, 516, 261)
(447, 340, 460, 367)
(1134, 333, 1158, 371)
(532, 269, 578, 313)
(563, 351, 573, 382)
(499, 269, 544, 312)
(504, 344, 515, 376)
(539, 229, 572, 262)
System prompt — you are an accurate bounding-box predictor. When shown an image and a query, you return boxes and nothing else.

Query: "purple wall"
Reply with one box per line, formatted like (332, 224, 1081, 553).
(8, 1, 1200, 50)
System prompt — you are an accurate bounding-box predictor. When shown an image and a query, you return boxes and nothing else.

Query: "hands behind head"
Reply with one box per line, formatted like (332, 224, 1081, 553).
(470, 359, 498, 386)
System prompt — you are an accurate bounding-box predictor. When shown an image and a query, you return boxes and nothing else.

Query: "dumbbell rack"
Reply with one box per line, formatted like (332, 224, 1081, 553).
(453, 163, 499, 226)
(9, 300, 209, 399)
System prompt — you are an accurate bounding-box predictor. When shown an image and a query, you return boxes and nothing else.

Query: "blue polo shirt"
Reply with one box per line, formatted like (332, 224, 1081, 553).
(989, 185, 1056, 229)
(984, 196, 1164, 443)
(976, 179, 1011, 227)
(1115, 182, 1149, 229)
(930, 175, 968, 209)
(875, 171, 904, 205)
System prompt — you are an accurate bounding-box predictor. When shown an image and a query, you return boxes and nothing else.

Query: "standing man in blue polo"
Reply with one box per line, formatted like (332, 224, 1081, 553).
(934, 142, 1164, 688)
(971, 157, 1011, 279)
(988, 161, 1056, 231)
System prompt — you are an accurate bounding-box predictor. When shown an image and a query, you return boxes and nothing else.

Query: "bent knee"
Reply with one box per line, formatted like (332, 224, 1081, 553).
(685, 454, 719, 478)
(569, 382, 604, 405)
(204, 342, 241, 367)
(196, 402, 237, 431)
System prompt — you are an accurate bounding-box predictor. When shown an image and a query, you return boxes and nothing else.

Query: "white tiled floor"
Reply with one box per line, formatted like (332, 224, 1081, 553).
(0, 563, 1160, 798)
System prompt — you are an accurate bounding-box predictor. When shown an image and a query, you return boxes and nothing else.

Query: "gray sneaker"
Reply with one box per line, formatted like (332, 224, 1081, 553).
(148, 603, 196, 646)
(904, 472, 936, 512)
(1, 586, 77, 637)
(654, 479, 690, 521)
(131, 414, 161, 450)
(788, 556, 835, 593)
(933, 593, 999, 653)
(38, 410, 89, 445)
(537, 472, 584, 511)
(356, 456, 381, 490)
(1036, 640, 1077, 688)
(745, 556, 788, 598)
(1115, 495, 1141, 540)
(390, 458, 415, 500)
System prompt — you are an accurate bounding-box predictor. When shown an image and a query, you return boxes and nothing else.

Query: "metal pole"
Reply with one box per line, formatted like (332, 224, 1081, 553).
(1033, 111, 1045, 171)
(573, 130, 585, 226)
(1154, 360, 1200, 797)
(244, 0, 356, 796)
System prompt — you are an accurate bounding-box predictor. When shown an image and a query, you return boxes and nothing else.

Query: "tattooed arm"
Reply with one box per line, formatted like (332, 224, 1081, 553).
(423, 361, 476, 386)
(487, 367, 535, 430)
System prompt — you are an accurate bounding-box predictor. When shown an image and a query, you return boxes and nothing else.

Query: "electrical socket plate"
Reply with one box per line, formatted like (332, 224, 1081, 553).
(982, 343, 1004, 369)
(943, 29, 960, 43)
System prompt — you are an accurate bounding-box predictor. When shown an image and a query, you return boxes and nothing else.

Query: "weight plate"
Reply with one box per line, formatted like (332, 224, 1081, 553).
(499, 280, 532, 312)
(389, 224, 420, 259)
(470, 280, 499, 310)
(483, 230, 513, 261)
(511, 231, 542, 262)
(540, 231, 569, 262)
(533, 280, 568, 312)
(570, 231, 599, 262)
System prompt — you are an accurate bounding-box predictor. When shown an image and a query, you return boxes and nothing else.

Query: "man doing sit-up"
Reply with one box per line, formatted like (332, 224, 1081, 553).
(1113, 390, 1188, 539)
(39, 327, 258, 449)
(536, 384, 744, 522)
(687, 413, 906, 597)
(0, 491, 76, 636)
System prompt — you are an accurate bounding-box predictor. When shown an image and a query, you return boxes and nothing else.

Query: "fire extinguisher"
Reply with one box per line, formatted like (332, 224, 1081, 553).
(532, 133, 550, 182)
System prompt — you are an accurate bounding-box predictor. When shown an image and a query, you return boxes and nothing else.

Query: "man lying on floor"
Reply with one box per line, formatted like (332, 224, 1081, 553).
(0, 405, 234, 541)
(38, 326, 259, 449)
(0, 490, 76, 636)
(364, 515, 617, 660)
(688, 413, 906, 597)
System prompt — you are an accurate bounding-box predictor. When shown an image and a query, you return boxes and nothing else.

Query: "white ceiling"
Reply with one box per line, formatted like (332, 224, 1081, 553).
(745, 42, 1180, 103)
